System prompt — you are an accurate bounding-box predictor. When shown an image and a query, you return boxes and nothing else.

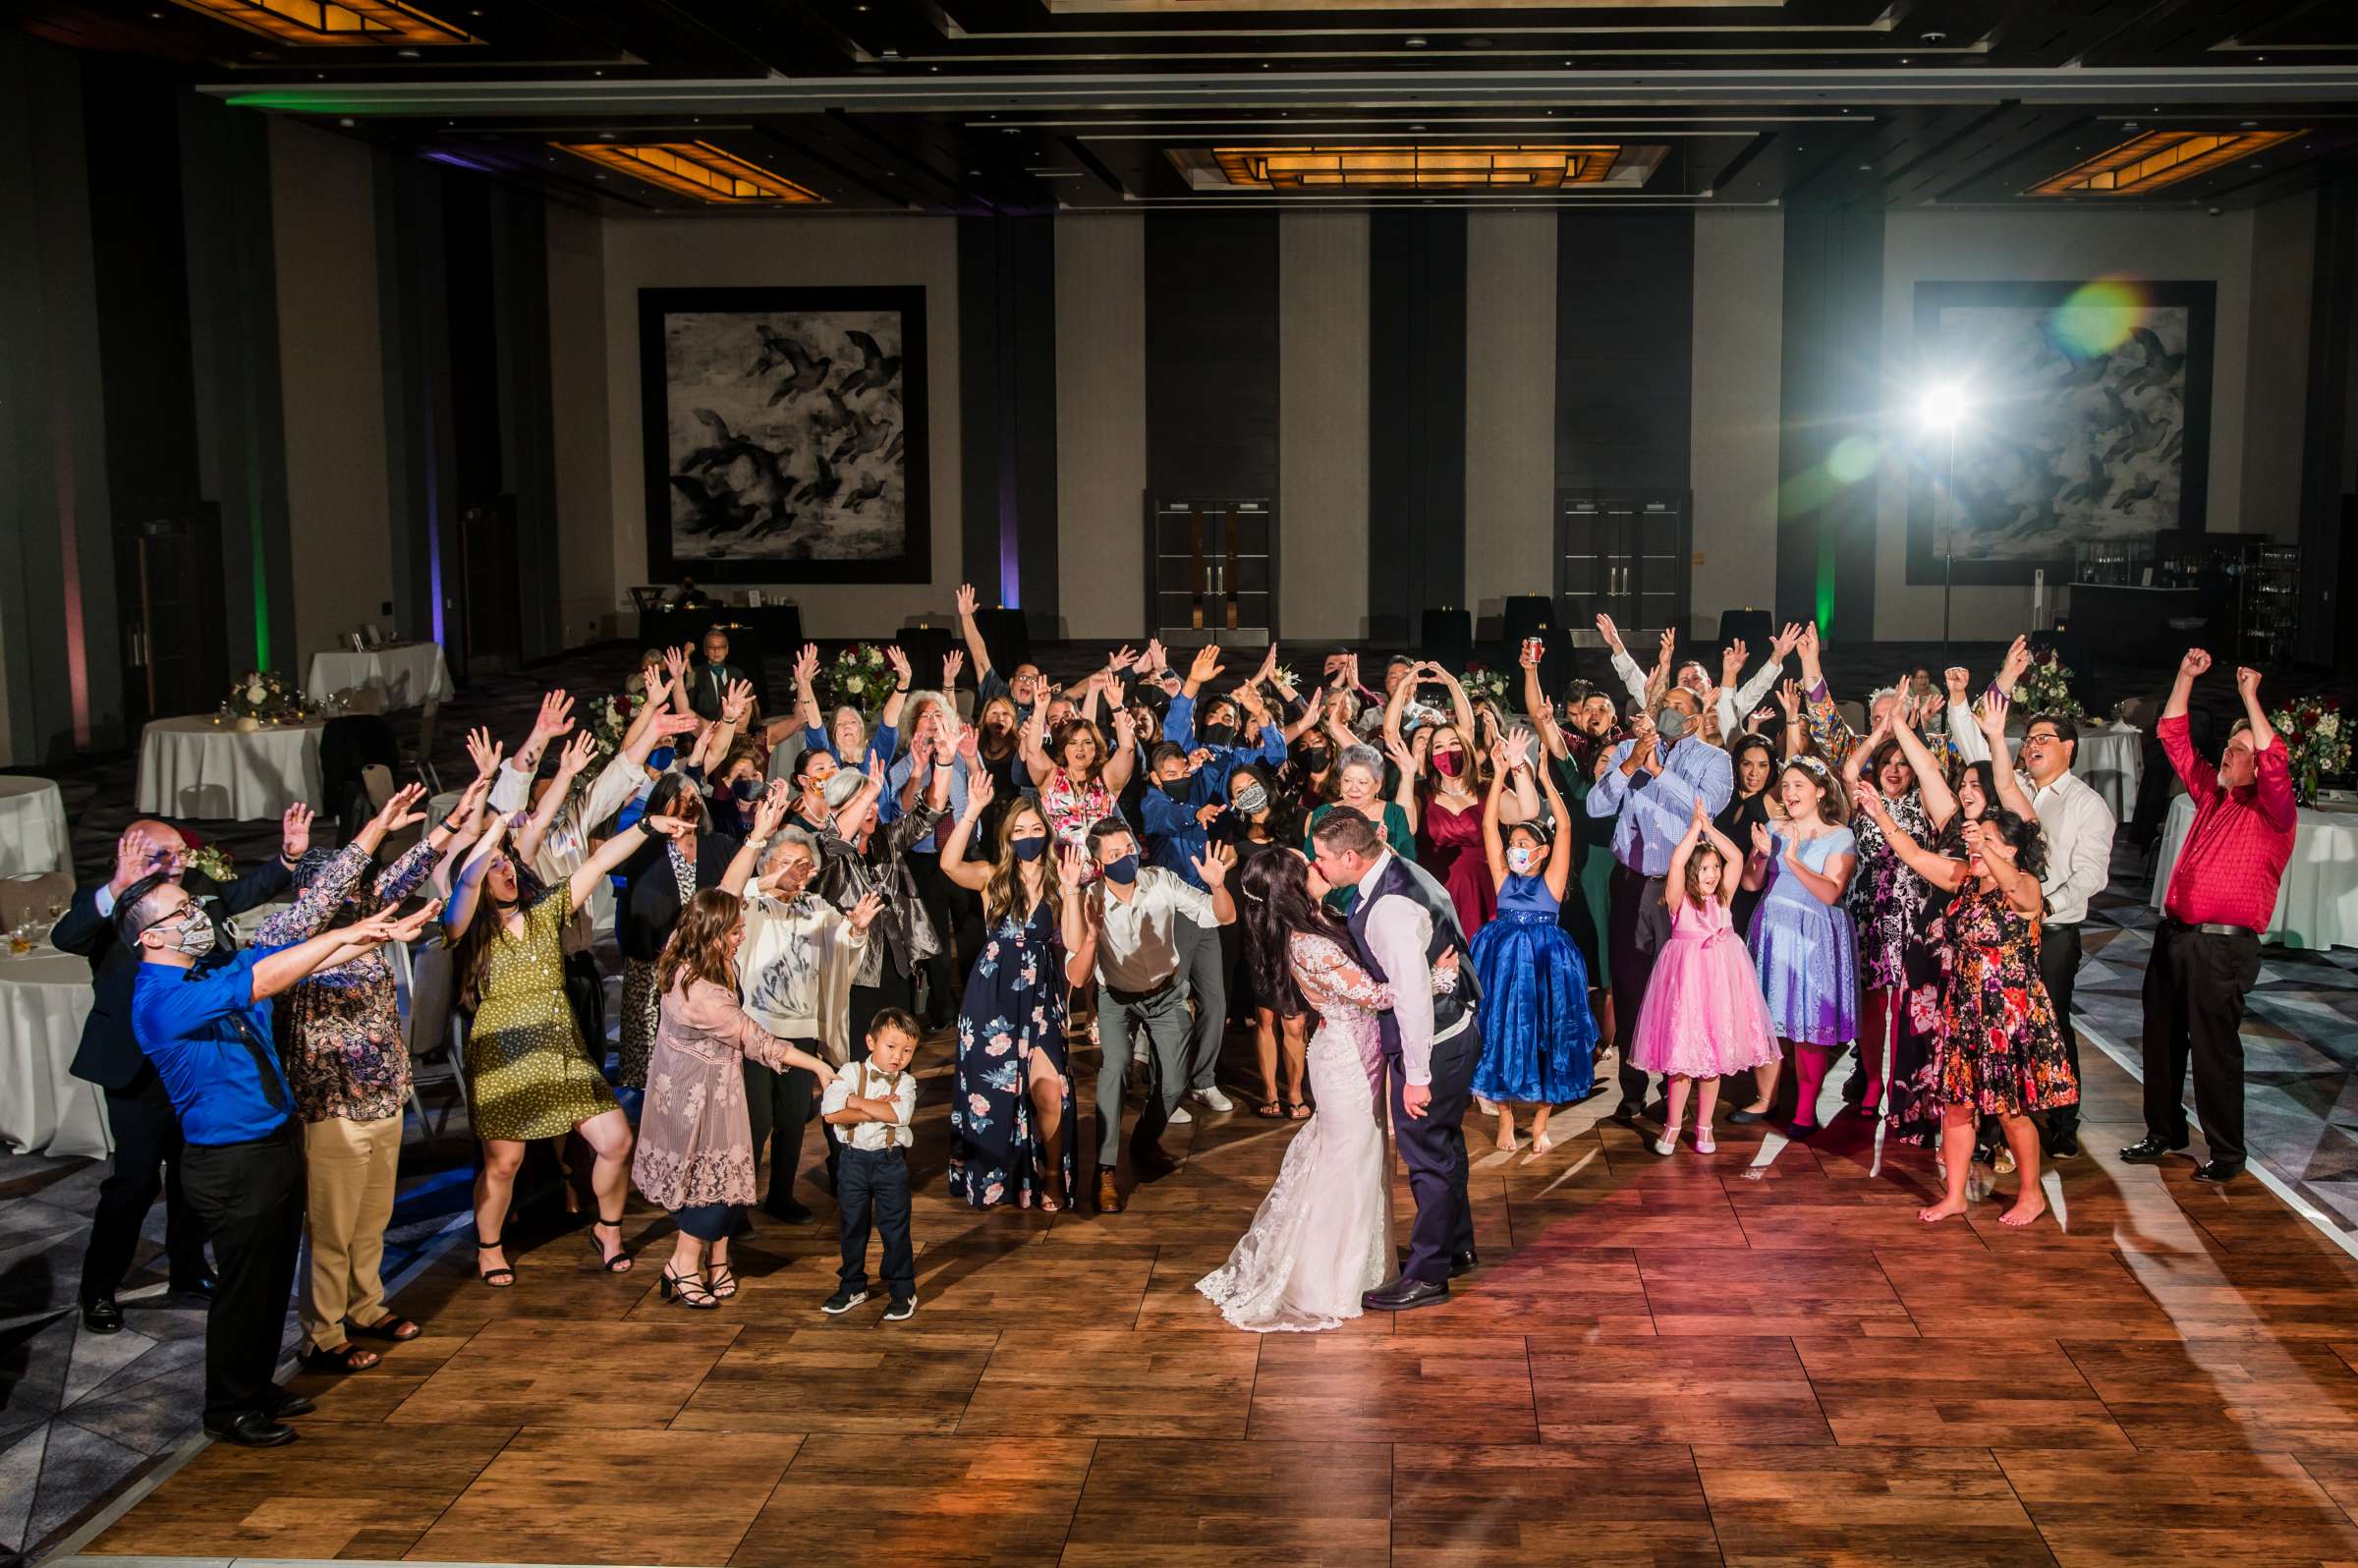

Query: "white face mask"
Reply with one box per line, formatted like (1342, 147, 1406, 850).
(1506, 846, 1540, 875)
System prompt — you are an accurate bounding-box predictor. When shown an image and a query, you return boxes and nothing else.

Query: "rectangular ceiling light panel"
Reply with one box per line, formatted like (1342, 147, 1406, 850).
(2028, 128, 2306, 196)
(555, 141, 825, 204)
(169, 0, 477, 45)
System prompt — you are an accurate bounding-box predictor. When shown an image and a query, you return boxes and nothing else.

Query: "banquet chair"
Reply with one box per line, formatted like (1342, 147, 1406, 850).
(405, 699, 443, 794)
(402, 934, 470, 1140)
(1836, 700, 1868, 736)
(335, 685, 385, 715)
(0, 871, 73, 929)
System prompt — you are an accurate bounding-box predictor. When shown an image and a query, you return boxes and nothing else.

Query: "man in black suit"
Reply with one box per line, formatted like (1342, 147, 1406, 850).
(54, 807, 310, 1333)
(688, 627, 753, 722)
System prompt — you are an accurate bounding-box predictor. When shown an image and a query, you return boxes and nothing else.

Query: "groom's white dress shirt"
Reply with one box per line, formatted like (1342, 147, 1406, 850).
(1354, 850, 1468, 1090)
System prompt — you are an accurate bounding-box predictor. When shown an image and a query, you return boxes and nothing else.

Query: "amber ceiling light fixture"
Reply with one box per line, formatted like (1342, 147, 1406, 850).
(1211, 143, 1617, 190)
(2029, 127, 2305, 196)
(167, 0, 477, 45)
(554, 142, 824, 204)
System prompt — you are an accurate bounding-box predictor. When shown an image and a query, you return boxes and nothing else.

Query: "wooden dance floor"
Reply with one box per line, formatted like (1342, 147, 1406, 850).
(78, 1032, 2358, 1566)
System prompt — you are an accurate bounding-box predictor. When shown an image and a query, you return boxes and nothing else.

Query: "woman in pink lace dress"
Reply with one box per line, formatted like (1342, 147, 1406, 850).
(1199, 851, 1393, 1332)
(632, 889, 839, 1308)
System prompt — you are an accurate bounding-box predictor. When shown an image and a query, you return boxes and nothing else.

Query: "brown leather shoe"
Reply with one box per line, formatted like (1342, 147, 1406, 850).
(1096, 1172, 1125, 1213)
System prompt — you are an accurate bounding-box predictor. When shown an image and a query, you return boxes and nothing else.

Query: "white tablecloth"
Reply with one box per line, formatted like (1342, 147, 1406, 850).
(2064, 722, 2143, 824)
(0, 776, 69, 876)
(0, 943, 109, 1159)
(306, 644, 451, 709)
(136, 717, 324, 820)
(2150, 794, 2358, 951)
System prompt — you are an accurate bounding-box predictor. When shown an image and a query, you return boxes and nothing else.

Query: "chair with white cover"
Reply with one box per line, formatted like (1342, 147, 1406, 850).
(336, 685, 386, 715)
(406, 699, 443, 794)
(403, 935, 470, 1140)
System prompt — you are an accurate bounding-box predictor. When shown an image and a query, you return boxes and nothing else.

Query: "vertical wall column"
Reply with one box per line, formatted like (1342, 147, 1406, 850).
(1054, 214, 1147, 641)
(2299, 179, 2358, 672)
(1690, 209, 1784, 633)
(1278, 211, 1370, 644)
(1776, 203, 1883, 642)
(959, 215, 1061, 634)
(1463, 211, 1556, 622)
(376, 152, 461, 665)
(1368, 212, 1468, 644)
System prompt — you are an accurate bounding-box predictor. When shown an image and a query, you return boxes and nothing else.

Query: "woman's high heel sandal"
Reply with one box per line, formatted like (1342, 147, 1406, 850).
(706, 1264, 738, 1300)
(588, 1217, 634, 1273)
(659, 1266, 719, 1310)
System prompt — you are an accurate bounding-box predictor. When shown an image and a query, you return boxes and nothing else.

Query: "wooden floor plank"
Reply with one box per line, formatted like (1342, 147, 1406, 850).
(1060, 1438, 1391, 1566)
(731, 1434, 1093, 1567)
(671, 1325, 1001, 1434)
(2061, 1337, 2358, 1454)
(1794, 1336, 2133, 1449)
(1526, 1336, 1834, 1447)
(1994, 1446, 2358, 1565)
(1390, 1443, 1718, 1565)
(1247, 1334, 1539, 1444)
(1693, 1444, 2054, 1566)
(406, 1427, 804, 1564)
(382, 1318, 742, 1428)
(958, 1327, 1261, 1438)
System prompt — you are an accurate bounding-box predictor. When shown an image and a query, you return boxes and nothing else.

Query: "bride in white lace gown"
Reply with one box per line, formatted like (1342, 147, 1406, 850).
(1199, 894, 1395, 1332)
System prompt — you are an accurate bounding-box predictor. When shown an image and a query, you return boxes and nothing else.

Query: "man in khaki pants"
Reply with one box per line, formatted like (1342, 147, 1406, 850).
(253, 784, 469, 1372)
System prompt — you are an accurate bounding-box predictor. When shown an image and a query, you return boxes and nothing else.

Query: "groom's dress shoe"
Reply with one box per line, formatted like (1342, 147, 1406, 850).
(1398, 1248, 1480, 1278)
(1362, 1276, 1449, 1313)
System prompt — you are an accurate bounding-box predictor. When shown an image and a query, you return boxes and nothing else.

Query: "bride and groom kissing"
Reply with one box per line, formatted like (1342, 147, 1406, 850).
(1198, 810, 1482, 1332)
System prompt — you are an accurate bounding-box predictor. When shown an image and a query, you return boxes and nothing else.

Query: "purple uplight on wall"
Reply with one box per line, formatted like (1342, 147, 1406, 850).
(998, 469, 1021, 610)
(424, 418, 446, 648)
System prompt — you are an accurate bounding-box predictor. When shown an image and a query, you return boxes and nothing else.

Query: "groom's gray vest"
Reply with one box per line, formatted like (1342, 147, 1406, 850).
(1345, 854, 1479, 1064)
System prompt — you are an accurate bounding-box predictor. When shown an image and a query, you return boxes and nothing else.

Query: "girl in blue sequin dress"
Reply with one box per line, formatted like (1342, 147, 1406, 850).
(1736, 756, 1860, 1132)
(1470, 730, 1598, 1154)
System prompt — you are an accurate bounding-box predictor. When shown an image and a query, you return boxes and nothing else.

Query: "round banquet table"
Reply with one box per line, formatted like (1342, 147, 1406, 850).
(2062, 721, 2143, 825)
(2150, 794, 2358, 951)
(305, 643, 452, 710)
(0, 942, 110, 1159)
(0, 775, 69, 876)
(136, 716, 325, 821)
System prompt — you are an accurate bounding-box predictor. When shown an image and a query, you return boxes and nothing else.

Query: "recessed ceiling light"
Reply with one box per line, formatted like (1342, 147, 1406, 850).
(1462, 36, 1490, 47)
(1858, 164, 1872, 171)
(1409, 123, 1425, 131)
(967, 168, 981, 175)
(1922, 29, 1944, 41)
(1900, 57, 1909, 64)
(2243, 120, 2258, 129)
(1404, 35, 1426, 47)
(397, 47, 420, 58)
(339, 117, 355, 127)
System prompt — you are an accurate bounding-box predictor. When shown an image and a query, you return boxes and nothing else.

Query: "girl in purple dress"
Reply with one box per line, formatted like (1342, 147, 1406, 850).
(1733, 756, 1859, 1132)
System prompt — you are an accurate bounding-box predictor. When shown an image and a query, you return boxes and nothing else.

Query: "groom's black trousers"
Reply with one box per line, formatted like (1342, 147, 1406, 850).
(1392, 1023, 1481, 1287)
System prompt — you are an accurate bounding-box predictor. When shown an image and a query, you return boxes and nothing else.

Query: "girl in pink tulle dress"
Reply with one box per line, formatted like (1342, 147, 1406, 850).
(1628, 795, 1781, 1154)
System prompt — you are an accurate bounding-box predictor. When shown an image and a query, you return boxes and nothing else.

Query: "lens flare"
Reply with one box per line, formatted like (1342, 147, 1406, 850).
(2049, 277, 2147, 357)
(1827, 434, 1882, 484)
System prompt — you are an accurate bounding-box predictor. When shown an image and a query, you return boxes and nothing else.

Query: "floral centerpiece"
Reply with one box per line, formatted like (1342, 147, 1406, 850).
(1459, 660, 1509, 708)
(586, 693, 637, 762)
(2270, 694, 2347, 807)
(2007, 648, 2085, 721)
(827, 644, 898, 714)
(223, 670, 316, 729)
(186, 843, 234, 883)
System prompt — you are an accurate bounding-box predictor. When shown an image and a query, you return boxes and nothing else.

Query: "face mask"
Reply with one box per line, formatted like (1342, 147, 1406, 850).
(1506, 846, 1539, 875)
(1100, 854, 1139, 885)
(1201, 720, 1238, 748)
(1159, 778, 1191, 800)
(162, 909, 216, 959)
(1234, 783, 1269, 814)
(1433, 749, 1464, 778)
(731, 780, 759, 802)
(1299, 748, 1330, 773)
(1656, 707, 1688, 742)
(1011, 833, 1048, 863)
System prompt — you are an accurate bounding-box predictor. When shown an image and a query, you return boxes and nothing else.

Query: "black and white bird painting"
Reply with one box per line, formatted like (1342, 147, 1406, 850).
(660, 308, 910, 564)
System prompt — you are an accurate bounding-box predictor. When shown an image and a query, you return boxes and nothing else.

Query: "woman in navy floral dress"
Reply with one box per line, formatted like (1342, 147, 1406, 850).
(939, 776, 1099, 1210)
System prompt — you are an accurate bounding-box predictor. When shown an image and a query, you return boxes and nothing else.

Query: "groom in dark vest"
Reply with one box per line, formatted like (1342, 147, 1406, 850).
(1310, 810, 1482, 1310)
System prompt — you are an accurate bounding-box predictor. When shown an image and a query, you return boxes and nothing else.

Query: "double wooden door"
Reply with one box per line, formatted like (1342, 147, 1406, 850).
(117, 504, 228, 733)
(1555, 489, 1691, 640)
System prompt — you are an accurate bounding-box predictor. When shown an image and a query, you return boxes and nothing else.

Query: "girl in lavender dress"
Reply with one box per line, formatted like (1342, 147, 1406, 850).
(1199, 850, 1393, 1333)
(1733, 756, 1859, 1132)
(1629, 796, 1782, 1153)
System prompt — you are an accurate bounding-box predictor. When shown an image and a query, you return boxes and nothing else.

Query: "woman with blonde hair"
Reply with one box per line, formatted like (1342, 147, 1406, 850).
(633, 887, 840, 1308)
(940, 770, 1099, 1209)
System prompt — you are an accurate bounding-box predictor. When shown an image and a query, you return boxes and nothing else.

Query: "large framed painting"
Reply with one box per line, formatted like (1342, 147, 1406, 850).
(1906, 280, 2215, 587)
(639, 285, 929, 584)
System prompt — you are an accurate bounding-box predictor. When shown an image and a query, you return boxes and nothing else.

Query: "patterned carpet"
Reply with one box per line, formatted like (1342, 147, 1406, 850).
(1, 635, 2352, 1564)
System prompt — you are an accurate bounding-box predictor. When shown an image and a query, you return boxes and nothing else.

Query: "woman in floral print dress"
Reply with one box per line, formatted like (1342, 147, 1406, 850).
(1851, 782, 2076, 1228)
(940, 779, 1099, 1210)
(1841, 723, 1944, 1140)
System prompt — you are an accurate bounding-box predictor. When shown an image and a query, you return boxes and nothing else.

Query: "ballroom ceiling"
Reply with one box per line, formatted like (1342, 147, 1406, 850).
(21, 0, 2358, 212)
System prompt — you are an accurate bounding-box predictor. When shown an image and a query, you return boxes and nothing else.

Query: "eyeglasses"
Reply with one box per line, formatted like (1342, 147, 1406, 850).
(129, 903, 200, 942)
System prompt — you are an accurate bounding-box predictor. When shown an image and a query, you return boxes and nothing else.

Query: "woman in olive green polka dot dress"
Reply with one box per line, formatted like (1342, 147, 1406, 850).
(446, 812, 689, 1285)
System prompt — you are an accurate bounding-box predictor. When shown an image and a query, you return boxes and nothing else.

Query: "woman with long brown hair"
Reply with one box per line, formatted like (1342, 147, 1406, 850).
(444, 813, 675, 1286)
(939, 771, 1099, 1209)
(1024, 677, 1139, 859)
(632, 887, 839, 1307)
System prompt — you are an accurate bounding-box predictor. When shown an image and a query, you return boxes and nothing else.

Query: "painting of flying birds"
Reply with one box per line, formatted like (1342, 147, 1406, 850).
(1906, 280, 2215, 588)
(639, 286, 929, 583)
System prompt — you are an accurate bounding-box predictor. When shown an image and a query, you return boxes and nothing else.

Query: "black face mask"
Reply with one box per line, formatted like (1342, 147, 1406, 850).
(1158, 778, 1191, 800)
(1298, 748, 1330, 773)
(1011, 834, 1048, 862)
(1201, 720, 1239, 748)
(731, 780, 759, 802)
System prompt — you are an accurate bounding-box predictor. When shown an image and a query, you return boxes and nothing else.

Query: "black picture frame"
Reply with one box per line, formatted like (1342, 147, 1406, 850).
(639, 285, 930, 585)
(1906, 279, 2216, 588)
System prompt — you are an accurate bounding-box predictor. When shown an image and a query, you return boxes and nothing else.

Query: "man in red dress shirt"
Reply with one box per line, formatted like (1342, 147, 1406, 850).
(2121, 649, 2297, 1183)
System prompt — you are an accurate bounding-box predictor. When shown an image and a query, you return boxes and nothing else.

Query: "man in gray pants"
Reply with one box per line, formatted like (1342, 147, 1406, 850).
(1081, 818, 1237, 1213)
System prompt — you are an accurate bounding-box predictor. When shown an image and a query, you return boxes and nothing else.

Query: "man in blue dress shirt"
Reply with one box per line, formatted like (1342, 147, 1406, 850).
(121, 872, 439, 1448)
(1586, 688, 1733, 1125)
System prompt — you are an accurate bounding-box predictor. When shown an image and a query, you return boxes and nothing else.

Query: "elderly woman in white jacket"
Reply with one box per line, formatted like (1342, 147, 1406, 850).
(720, 789, 882, 1225)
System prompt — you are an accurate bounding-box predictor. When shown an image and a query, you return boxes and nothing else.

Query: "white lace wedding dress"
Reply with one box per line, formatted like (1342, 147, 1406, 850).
(1197, 932, 1395, 1332)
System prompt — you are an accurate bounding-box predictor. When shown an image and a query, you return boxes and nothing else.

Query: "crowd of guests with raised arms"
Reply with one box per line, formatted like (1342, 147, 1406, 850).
(61, 588, 2297, 1444)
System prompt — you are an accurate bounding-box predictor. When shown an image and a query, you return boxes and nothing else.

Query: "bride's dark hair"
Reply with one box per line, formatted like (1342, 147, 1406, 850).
(1241, 848, 1351, 1021)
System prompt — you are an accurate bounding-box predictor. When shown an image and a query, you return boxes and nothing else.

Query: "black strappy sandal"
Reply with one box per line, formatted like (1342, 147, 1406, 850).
(296, 1341, 381, 1373)
(706, 1263, 739, 1300)
(476, 1235, 515, 1289)
(659, 1266, 719, 1310)
(1256, 1098, 1288, 1119)
(588, 1216, 634, 1273)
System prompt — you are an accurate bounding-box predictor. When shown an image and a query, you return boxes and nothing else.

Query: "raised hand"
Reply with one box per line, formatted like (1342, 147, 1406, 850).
(1796, 622, 1821, 663)
(721, 679, 755, 725)
(943, 649, 965, 688)
(868, 752, 887, 792)
(1195, 800, 1227, 829)
(112, 826, 162, 889)
(372, 782, 428, 834)
(1944, 666, 1971, 705)
(848, 890, 885, 931)
(464, 725, 500, 779)
(664, 645, 690, 683)
(1771, 622, 1805, 661)
(1383, 735, 1415, 776)
(1252, 643, 1279, 688)
(1188, 644, 1224, 686)
(1112, 707, 1138, 745)
(2180, 647, 2213, 681)
(1056, 842, 1090, 890)
(2235, 665, 2263, 702)
(533, 690, 576, 740)
(885, 645, 913, 687)
(556, 731, 597, 779)
(1688, 791, 1711, 832)
(954, 583, 978, 618)
(751, 784, 791, 840)
(1105, 677, 1127, 712)
(1980, 688, 2011, 738)
(652, 708, 702, 740)
(963, 770, 994, 819)
(1720, 639, 1747, 687)
(795, 644, 820, 685)
(1503, 727, 1535, 773)
(1595, 612, 1625, 655)
(1750, 820, 1773, 861)
(645, 812, 693, 840)
(1107, 644, 1138, 673)
(1656, 628, 1676, 669)
(1851, 778, 1885, 817)
(1192, 840, 1236, 888)
(281, 804, 315, 860)
(1775, 679, 1802, 721)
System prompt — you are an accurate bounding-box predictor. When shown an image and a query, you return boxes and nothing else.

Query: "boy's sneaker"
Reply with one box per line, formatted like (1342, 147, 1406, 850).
(882, 1295, 918, 1322)
(820, 1287, 869, 1315)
